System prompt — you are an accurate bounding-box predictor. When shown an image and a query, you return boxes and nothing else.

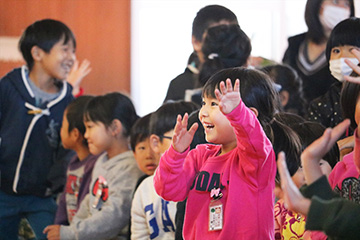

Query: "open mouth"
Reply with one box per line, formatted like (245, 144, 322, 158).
(203, 123, 214, 130)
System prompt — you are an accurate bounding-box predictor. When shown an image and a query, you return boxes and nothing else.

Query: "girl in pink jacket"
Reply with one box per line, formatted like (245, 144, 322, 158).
(154, 67, 277, 239)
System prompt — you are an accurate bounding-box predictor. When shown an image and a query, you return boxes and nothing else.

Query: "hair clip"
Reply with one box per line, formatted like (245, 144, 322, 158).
(208, 53, 219, 60)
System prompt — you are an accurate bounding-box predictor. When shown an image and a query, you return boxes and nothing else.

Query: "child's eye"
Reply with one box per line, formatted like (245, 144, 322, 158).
(211, 102, 218, 106)
(332, 48, 340, 54)
(201, 101, 206, 106)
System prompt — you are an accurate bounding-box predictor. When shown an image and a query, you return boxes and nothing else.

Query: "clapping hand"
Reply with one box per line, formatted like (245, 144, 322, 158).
(172, 113, 198, 153)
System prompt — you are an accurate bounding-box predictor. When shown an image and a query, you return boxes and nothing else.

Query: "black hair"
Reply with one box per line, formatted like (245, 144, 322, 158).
(66, 95, 93, 134)
(305, 0, 354, 44)
(199, 24, 251, 86)
(187, 109, 207, 150)
(65, 95, 94, 146)
(84, 92, 139, 137)
(149, 101, 199, 142)
(325, 17, 360, 60)
(130, 113, 152, 152)
(203, 67, 281, 139)
(192, 5, 238, 42)
(271, 113, 303, 181)
(19, 19, 76, 71)
(261, 64, 307, 117)
(341, 76, 360, 130)
(292, 121, 340, 169)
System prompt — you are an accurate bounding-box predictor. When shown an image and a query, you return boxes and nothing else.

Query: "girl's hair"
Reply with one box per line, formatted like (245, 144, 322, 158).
(199, 24, 251, 86)
(150, 101, 199, 142)
(341, 75, 360, 130)
(292, 121, 340, 168)
(326, 17, 360, 60)
(84, 92, 139, 137)
(261, 64, 307, 117)
(271, 113, 303, 182)
(130, 113, 152, 151)
(304, 0, 355, 44)
(203, 67, 281, 138)
(19, 19, 76, 71)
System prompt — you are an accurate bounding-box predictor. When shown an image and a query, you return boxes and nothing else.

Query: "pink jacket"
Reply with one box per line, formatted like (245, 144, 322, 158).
(154, 100, 276, 240)
(329, 129, 360, 202)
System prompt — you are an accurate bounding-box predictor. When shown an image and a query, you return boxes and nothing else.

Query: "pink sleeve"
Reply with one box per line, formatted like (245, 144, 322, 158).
(226, 99, 275, 188)
(153, 145, 199, 202)
(354, 129, 360, 173)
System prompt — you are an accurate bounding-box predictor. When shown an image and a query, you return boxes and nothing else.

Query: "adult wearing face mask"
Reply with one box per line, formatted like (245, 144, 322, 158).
(308, 17, 360, 138)
(283, 0, 354, 105)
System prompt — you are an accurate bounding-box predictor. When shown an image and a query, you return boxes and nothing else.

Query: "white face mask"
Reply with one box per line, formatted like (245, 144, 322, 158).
(319, 5, 350, 35)
(329, 57, 359, 82)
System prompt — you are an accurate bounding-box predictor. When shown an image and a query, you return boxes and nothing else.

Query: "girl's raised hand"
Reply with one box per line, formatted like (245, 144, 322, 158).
(301, 119, 350, 184)
(172, 113, 198, 153)
(344, 48, 360, 84)
(214, 78, 241, 115)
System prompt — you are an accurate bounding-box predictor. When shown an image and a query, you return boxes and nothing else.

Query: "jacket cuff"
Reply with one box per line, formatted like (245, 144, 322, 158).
(60, 225, 76, 240)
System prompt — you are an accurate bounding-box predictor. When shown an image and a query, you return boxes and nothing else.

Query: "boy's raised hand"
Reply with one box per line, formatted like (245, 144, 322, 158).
(344, 48, 360, 84)
(214, 78, 240, 115)
(172, 113, 198, 153)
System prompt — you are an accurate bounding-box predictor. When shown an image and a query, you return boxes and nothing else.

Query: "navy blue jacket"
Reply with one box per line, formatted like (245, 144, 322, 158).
(0, 66, 74, 197)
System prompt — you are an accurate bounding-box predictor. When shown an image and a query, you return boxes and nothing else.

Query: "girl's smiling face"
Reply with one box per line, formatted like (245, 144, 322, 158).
(199, 95, 236, 152)
(84, 120, 113, 155)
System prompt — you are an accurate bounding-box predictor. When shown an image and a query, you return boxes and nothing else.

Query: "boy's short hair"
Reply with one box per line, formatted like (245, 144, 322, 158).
(66, 95, 94, 135)
(149, 101, 199, 142)
(19, 19, 76, 71)
(130, 113, 152, 151)
(325, 17, 360, 60)
(192, 5, 238, 42)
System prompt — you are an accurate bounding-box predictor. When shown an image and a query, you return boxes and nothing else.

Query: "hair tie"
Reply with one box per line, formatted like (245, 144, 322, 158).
(208, 53, 219, 60)
(270, 117, 276, 124)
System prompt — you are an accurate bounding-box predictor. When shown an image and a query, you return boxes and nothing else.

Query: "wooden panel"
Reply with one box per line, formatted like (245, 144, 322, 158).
(0, 0, 130, 95)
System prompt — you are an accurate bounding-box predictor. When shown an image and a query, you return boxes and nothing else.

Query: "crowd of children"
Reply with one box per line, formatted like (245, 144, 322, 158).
(1, 1, 360, 240)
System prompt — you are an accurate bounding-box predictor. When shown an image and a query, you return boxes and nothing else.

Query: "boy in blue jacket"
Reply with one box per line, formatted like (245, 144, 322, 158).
(0, 19, 75, 239)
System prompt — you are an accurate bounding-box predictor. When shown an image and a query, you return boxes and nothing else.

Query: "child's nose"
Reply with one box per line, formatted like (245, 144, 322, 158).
(199, 106, 208, 118)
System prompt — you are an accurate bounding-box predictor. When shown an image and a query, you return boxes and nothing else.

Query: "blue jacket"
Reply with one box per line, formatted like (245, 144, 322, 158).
(0, 66, 74, 197)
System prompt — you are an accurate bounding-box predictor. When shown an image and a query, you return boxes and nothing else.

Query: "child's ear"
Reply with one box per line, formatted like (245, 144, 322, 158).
(70, 128, 81, 142)
(31, 46, 44, 61)
(111, 119, 123, 136)
(249, 107, 259, 117)
(191, 36, 202, 53)
(149, 134, 161, 154)
(279, 90, 290, 107)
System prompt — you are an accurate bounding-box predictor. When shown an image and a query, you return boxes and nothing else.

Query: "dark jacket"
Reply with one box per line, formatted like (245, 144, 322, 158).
(283, 33, 335, 103)
(164, 67, 199, 102)
(0, 66, 74, 197)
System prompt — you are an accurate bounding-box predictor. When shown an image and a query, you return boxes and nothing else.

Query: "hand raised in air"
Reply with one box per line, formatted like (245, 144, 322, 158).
(214, 78, 241, 115)
(172, 113, 198, 153)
